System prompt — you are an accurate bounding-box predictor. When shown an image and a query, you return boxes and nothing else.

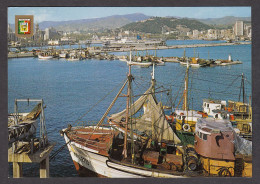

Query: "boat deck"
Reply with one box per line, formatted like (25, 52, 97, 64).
(67, 127, 115, 156)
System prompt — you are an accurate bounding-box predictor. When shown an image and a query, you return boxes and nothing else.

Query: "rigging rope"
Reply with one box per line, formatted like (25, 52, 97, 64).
(72, 78, 127, 126)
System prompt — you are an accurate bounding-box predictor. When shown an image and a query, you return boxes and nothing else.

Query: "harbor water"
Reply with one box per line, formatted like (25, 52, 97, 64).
(8, 40, 251, 177)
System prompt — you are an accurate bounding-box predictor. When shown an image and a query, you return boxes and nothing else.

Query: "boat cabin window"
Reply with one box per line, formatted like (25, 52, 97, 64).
(204, 102, 206, 107)
(215, 114, 218, 118)
(207, 104, 209, 108)
(197, 131, 207, 140)
(199, 132, 202, 139)
(203, 134, 207, 140)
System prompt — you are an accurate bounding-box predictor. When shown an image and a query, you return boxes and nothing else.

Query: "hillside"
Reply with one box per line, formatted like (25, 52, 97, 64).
(197, 16, 251, 26)
(121, 17, 213, 34)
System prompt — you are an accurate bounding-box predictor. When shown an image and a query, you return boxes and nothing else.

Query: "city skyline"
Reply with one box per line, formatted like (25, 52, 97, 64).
(8, 7, 251, 24)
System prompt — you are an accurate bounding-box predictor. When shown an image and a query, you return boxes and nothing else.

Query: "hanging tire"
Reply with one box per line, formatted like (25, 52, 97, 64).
(218, 167, 232, 177)
(183, 123, 190, 132)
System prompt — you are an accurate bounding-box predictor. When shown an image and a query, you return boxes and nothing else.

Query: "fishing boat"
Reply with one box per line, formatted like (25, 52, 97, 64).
(194, 118, 252, 177)
(8, 99, 45, 144)
(127, 61, 152, 67)
(127, 51, 152, 67)
(61, 63, 208, 178)
(173, 59, 205, 146)
(59, 52, 68, 58)
(202, 99, 227, 119)
(190, 57, 200, 68)
(67, 53, 80, 61)
(38, 52, 53, 59)
(202, 74, 252, 140)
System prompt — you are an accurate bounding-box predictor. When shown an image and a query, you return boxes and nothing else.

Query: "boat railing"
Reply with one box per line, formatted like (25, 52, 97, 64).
(74, 135, 112, 150)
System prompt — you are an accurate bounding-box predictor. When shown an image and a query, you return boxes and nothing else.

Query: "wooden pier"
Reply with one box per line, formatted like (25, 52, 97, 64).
(8, 141, 55, 178)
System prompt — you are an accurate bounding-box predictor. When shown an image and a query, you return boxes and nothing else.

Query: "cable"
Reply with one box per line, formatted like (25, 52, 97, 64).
(72, 77, 127, 126)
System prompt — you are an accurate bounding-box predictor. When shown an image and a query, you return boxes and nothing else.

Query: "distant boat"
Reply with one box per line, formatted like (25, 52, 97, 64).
(127, 61, 152, 66)
(67, 57, 80, 61)
(127, 51, 152, 67)
(59, 53, 67, 58)
(38, 54, 53, 59)
(67, 54, 80, 61)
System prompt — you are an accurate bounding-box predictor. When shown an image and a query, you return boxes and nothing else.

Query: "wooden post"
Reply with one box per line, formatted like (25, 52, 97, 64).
(40, 156, 50, 178)
(13, 162, 23, 178)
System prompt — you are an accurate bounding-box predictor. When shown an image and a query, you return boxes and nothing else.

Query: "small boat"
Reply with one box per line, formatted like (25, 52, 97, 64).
(127, 51, 152, 66)
(67, 54, 80, 61)
(8, 99, 45, 144)
(59, 53, 67, 58)
(67, 57, 80, 61)
(127, 61, 152, 66)
(38, 54, 53, 60)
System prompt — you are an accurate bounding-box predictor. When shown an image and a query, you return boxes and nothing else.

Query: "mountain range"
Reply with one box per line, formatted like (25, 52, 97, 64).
(39, 13, 150, 31)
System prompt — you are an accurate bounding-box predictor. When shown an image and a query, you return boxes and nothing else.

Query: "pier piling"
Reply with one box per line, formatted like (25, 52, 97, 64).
(8, 141, 55, 178)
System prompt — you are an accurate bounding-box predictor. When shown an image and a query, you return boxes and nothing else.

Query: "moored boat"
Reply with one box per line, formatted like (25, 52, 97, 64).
(8, 99, 45, 144)
(38, 53, 53, 59)
(194, 118, 252, 177)
(61, 64, 205, 178)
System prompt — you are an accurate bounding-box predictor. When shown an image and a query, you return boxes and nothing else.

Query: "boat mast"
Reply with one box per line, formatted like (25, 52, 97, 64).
(151, 62, 156, 140)
(123, 59, 132, 159)
(183, 51, 189, 111)
(239, 73, 246, 103)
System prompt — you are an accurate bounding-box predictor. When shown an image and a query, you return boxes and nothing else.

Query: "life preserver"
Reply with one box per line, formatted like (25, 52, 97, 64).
(218, 167, 231, 177)
(182, 123, 190, 132)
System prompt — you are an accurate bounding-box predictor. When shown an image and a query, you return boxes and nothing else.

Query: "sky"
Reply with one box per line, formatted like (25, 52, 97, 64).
(8, 7, 251, 24)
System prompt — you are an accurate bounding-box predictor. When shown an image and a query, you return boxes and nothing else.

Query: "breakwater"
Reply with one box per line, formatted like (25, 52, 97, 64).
(8, 41, 250, 58)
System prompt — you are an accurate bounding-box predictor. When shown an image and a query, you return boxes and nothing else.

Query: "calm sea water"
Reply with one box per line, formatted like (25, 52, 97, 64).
(8, 40, 251, 177)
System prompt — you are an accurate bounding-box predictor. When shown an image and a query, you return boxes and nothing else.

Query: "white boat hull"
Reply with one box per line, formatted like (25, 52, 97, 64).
(59, 53, 67, 58)
(63, 131, 184, 178)
(38, 55, 53, 59)
(190, 64, 200, 67)
(127, 61, 152, 66)
(67, 58, 80, 61)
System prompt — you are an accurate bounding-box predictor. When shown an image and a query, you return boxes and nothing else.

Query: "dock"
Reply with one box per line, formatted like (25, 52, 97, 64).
(8, 99, 55, 178)
(103, 41, 251, 53)
(8, 141, 55, 178)
(8, 52, 34, 58)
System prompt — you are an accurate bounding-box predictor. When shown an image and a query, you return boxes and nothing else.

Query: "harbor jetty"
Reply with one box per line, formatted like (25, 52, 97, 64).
(8, 41, 250, 58)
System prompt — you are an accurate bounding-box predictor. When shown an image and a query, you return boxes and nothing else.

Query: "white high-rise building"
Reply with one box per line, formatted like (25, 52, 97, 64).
(234, 21, 244, 36)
